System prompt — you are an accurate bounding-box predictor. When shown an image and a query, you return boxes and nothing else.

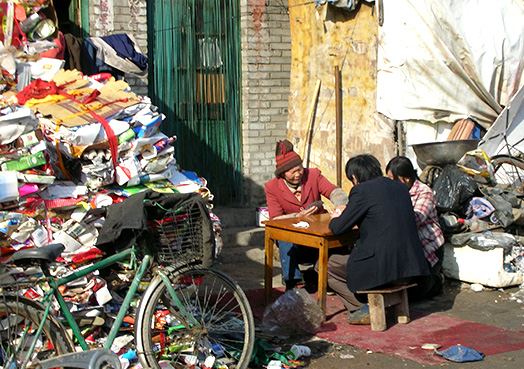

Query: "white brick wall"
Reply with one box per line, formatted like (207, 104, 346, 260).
(241, 0, 291, 206)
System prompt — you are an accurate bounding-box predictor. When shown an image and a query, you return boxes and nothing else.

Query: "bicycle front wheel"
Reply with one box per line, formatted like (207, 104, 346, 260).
(0, 294, 74, 368)
(136, 267, 255, 369)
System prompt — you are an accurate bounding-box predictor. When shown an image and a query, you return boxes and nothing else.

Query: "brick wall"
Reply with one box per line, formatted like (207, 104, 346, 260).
(240, 0, 291, 206)
(89, 0, 149, 96)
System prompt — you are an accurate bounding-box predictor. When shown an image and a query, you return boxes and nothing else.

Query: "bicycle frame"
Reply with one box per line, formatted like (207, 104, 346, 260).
(39, 246, 151, 352)
(24, 240, 203, 359)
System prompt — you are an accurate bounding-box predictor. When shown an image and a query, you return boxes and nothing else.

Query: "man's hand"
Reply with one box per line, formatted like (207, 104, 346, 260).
(330, 204, 346, 219)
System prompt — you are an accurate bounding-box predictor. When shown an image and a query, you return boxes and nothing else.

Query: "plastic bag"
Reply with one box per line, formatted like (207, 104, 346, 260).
(433, 165, 478, 213)
(457, 149, 494, 180)
(450, 231, 519, 252)
(261, 289, 324, 338)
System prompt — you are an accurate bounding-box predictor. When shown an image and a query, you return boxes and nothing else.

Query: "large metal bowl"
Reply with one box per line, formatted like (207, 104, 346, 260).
(411, 139, 480, 166)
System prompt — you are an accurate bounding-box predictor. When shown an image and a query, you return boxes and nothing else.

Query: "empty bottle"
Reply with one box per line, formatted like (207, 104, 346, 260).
(457, 218, 492, 232)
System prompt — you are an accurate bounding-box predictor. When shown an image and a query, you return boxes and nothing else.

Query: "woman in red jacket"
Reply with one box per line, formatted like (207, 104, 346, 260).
(264, 139, 347, 290)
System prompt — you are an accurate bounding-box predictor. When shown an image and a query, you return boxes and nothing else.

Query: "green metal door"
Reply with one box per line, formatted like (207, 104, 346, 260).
(147, 0, 242, 205)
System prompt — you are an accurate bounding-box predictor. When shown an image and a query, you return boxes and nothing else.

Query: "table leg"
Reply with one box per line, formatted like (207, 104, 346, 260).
(264, 231, 274, 305)
(318, 240, 328, 319)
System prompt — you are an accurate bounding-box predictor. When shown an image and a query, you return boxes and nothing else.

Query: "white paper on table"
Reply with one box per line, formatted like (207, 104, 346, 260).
(293, 221, 310, 228)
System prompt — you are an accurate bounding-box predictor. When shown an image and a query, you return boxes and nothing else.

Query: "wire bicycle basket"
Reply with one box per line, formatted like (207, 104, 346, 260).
(148, 202, 206, 266)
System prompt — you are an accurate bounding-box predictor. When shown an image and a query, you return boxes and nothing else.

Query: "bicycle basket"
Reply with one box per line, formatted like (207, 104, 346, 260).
(148, 202, 206, 266)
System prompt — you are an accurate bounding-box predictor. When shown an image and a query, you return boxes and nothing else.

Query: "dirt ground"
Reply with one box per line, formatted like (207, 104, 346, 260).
(214, 243, 524, 369)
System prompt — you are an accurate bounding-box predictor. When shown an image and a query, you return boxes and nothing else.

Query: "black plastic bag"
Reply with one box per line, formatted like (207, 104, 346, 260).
(433, 165, 477, 213)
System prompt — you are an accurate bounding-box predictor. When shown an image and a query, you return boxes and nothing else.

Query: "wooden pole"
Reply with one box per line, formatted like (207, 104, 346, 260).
(301, 79, 322, 165)
(335, 66, 342, 187)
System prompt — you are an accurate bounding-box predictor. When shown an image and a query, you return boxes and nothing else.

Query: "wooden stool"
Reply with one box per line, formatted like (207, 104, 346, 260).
(358, 283, 416, 331)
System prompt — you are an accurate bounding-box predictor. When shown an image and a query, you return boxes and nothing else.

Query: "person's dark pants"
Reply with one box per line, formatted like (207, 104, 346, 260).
(408, 246, 445, 300)
(315, 253, 365, 312)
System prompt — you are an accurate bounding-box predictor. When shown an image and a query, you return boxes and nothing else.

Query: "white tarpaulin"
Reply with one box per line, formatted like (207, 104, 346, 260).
(479, 84, 524, 157)
(377, 0, 524, 128)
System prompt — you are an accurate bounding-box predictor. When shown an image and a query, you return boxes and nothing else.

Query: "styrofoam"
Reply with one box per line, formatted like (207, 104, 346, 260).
(442, 243, 523, 288)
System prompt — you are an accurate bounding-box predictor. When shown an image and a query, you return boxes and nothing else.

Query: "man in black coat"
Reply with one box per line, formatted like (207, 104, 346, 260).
(327, 154, 429, 324)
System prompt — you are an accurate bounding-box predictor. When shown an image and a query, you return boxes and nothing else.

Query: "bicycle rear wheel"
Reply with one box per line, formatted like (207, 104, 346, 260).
(0, 294, 74, 368)
(491, 155, 524, 189)
(136, 267, 255, 369)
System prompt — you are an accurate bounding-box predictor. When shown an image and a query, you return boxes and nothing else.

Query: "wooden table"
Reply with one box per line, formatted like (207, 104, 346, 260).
(263, 213, 359, 316)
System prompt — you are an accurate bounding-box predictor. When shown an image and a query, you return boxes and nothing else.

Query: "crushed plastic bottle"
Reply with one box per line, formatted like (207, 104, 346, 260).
(286, 344, 311, 360)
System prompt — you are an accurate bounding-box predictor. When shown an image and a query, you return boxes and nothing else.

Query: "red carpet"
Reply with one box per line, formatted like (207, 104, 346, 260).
(247, 288, 524, 365)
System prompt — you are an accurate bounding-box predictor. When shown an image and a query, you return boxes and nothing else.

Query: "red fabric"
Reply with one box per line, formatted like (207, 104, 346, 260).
(264, 168, 338, 219)
(44, 196, 85, 209)
(16, 79, 59, 104)
(71, 247, 104, 263)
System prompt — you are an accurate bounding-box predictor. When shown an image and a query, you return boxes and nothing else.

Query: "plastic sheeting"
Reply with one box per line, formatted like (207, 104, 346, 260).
(377, 0, 524, 128)
(479, 84, 524, 157)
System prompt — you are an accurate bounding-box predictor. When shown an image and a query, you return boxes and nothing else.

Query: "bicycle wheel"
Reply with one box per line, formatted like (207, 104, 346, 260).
(491, 155, 524, 189)
(136, 267, 255, 369)
(0, 294, 74, 368)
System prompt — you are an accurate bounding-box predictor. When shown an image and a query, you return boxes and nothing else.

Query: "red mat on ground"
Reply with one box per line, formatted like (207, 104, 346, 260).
(246, 288, 524, 365)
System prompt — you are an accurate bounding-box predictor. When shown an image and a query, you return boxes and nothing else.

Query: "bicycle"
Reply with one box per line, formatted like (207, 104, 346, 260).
(490, 154, 524, 190)
(0, 191, 255, 369)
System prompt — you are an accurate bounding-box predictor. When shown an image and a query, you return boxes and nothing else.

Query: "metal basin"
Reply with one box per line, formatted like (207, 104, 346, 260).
(411, 139, 480, 165)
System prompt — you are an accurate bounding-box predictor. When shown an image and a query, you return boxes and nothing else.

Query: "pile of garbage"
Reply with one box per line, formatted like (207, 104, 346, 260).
(0, 26, 222, 369)
(419, 150, 524, 288)
(0, 69, 222, 260)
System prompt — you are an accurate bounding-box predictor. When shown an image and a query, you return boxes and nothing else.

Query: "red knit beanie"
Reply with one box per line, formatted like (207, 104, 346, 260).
(275, 139, 303, 177)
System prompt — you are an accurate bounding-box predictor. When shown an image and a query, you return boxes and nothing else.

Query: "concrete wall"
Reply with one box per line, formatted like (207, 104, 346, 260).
(287, 2, 395, 193)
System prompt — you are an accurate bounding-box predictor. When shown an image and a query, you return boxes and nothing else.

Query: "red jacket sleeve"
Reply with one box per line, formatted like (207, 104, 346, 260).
(314, 169, 338, 198)
(265, 178, 285, 219)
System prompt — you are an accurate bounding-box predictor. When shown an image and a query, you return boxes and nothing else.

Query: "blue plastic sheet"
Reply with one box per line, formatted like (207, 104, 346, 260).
(436, 345, 485, 362)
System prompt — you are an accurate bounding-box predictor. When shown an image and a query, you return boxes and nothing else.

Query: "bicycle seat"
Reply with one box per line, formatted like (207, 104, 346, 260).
(11, 243, 65, 268)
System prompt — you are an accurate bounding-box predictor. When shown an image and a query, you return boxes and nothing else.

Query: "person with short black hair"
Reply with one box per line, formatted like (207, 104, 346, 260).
(326, 154, 429, 324)
(265, 139, 348, 290)
(386, 156, 445, 299)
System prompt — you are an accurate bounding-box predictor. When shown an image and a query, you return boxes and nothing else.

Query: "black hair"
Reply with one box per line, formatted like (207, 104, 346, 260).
(385, 156, 417, 181)
(345, 154, 383, 184)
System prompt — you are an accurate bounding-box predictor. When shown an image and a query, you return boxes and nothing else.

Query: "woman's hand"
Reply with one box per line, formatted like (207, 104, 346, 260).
(297, 206, 318, 217)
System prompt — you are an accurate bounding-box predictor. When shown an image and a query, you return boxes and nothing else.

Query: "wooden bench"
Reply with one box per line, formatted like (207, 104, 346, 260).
(358, 283, 417, 331)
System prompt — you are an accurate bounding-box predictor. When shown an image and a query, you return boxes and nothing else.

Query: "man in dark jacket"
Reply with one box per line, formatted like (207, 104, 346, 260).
(327, 154, 429, 324)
